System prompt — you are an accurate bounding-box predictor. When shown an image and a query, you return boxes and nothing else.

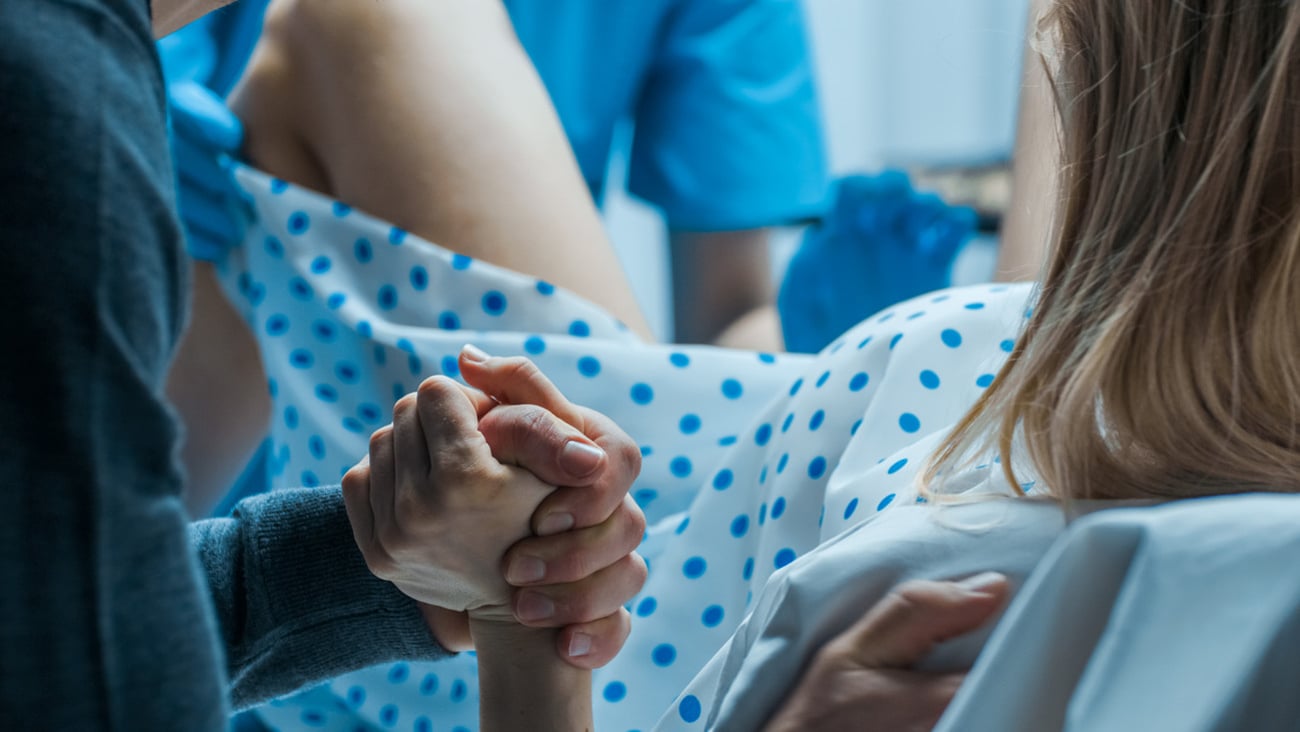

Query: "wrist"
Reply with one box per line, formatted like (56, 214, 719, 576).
(419, 603, 473, 652)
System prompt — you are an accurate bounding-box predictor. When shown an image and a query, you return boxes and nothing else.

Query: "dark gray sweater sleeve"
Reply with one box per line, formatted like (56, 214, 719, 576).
(190, 486, 451, 710)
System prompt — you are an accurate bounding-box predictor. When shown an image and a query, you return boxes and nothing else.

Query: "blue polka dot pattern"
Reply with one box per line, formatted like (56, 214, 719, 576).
(888, 458, 909, 474)
(604, 682, 627, 703)
(774, 548, 797, 569)
(808, 456, 828, 479)
(679, 695, 702, 723)
(671, 456, 693, 478)
(419, 674, 438, 696)
(410, 266, 429, 290)
(287, 211, 310, 235)
(721, 378, 743, 399)
(683, 557, 707, 579)
(482, 290, 507, 315)
(899, 413, 922, 433)
(354, 238, 373, 263)
(377, 285, 398, 310)
(920, 370, 941, 389)
(631, 383, 655, 405)
(976, 373, 996, 388)
(388, 227, 408, 246)
(652, 644, 677, 667)
(730, 515, 749, 538)
(679, 414, 702, 435)
(223, 177, 1033, 731)
(578, 356, 602, 377)
(636, 597, 657, 617)
(289, 277, 314, 301)
(878, 493, 897, 511)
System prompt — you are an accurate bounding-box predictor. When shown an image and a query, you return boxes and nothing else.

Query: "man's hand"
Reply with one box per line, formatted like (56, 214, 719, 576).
(342, 377, 558, 623)
(764, 573, 1010, 732)
(458, 345, 647, 669)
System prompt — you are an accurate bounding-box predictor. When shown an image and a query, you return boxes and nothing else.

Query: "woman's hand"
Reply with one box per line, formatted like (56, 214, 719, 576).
(459, 346, 647, 668)
(764, 573, 1009, 732)
(342, 375, 559, 622)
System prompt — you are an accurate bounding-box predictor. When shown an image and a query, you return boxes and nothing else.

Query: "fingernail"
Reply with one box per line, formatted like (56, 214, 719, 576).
(956, 571, 1007, 594)
(536, 512, 575, 537)
(516, 591, 555, 622)
(506, 555, 546, 584)
(567, 632, 593, 658)
(560, 440, 605, 477)
(461, 343, 490, 362)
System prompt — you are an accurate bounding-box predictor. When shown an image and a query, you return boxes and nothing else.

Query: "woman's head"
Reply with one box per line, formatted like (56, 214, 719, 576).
(928, 0, 1300, 500)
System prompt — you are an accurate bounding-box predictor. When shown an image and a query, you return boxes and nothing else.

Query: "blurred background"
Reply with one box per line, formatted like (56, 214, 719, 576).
(605, 0, 1032, 341)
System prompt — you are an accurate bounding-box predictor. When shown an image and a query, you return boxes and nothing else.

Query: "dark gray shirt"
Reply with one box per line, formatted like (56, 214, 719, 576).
(0, 0, 446, 728)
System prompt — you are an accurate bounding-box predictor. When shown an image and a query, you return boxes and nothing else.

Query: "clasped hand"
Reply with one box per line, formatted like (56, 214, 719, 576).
(341, 346, 647, 667)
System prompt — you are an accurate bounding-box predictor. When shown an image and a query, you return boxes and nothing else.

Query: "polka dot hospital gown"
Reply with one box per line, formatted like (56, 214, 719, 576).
(220, 167, 1033, 731)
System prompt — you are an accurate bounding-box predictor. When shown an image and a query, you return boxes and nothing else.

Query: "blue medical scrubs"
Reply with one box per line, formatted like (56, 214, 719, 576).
(166, 0, 828, 230)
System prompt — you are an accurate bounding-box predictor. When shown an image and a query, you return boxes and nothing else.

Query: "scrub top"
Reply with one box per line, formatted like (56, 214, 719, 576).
(167, 0, 829, 231)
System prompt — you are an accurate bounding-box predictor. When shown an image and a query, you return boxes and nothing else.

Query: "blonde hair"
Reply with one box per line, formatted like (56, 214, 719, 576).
(926, 0, 1300, 500)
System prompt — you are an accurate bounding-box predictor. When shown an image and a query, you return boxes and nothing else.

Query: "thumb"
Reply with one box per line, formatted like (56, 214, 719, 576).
(478, 403, 607, 485)
(458, 345, 587, 428)
(832, 573, 1010, 669)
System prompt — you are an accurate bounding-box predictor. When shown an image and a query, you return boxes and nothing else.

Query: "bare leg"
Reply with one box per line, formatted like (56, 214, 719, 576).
(229, 0, 652, 337)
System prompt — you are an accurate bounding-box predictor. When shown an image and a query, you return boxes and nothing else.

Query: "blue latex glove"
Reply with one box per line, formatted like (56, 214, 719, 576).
(778, 171, 977, 353)
(167, 79, 251, 262)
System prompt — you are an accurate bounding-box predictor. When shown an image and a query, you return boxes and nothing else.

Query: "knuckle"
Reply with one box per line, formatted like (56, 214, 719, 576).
(368, 425, 393, 452)
(610, 437, 642, 478)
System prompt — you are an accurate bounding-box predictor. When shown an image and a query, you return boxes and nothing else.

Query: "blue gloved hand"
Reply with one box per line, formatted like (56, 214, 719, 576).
(778, 171, 977, 353)
(168, 79, 251, 261)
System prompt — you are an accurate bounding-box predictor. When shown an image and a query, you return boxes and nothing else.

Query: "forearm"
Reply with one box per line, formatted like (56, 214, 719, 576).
(471, 619, 593, 732)
(714, 304, 784, 352)
(671, 229, 777, 346)
(190, 487, 449, 709)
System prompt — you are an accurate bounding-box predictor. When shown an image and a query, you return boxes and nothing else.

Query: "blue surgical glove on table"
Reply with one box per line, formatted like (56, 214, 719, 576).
(778, 171, 977, 354)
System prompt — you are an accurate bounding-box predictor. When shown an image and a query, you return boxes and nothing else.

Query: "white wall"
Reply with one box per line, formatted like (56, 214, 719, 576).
(606, 0, 1032, 340)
